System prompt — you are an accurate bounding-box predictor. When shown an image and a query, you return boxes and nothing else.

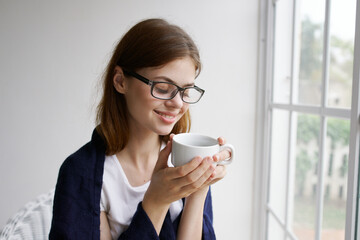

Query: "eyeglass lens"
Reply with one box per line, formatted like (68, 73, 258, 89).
(152, 82, 202, 103)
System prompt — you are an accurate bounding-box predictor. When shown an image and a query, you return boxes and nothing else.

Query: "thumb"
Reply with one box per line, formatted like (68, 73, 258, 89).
(154, 140, 172, 173)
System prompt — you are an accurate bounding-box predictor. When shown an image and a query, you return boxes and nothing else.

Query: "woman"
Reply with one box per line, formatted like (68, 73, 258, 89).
(49, 18, 230, 240)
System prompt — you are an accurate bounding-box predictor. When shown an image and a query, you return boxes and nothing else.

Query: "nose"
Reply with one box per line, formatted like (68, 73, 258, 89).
(166, 91, 184, 108)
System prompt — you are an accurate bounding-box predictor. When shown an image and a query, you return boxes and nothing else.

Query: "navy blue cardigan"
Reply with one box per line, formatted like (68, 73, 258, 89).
(49, 129, 216, 239)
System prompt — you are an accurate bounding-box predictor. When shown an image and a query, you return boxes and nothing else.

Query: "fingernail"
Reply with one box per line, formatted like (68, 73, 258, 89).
(210, 170, 216, 179)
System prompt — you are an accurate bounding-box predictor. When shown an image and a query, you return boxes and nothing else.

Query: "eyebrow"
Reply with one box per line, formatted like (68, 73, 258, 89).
(153, 76, 195, 87)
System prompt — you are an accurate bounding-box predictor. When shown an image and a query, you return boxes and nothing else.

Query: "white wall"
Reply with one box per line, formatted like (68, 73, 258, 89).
(0, 1, 259, 239)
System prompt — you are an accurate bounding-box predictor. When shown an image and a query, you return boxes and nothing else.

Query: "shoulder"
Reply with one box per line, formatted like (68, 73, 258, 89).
(58, 143, 94, 180)
(54, 129, 107, 197)
(59, 129, 106, 177)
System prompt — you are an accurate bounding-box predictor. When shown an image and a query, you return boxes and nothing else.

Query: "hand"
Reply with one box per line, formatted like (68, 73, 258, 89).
(142, 138, 216, 234)
(183, 136, 230, 200)
(208, 137, 230, 185)
(144, 140, 216, 206)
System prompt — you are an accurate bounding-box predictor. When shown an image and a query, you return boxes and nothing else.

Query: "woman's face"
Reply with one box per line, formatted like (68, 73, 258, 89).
(118, 57, 196, 136)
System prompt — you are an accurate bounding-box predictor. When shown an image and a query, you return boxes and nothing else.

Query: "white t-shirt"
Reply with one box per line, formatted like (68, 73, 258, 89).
(100, 154, 183, 239)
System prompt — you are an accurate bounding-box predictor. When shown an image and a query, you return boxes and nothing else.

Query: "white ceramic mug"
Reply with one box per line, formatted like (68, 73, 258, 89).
(171, 133, 235, 167)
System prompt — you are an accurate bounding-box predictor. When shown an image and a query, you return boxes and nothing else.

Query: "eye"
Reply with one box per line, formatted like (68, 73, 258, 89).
(153, 82, 176, 96)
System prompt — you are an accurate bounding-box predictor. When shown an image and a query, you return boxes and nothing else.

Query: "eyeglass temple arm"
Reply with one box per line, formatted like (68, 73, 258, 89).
(123, 70, 152, 85)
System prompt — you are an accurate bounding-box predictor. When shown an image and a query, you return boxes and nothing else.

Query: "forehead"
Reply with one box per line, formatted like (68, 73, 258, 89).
(138, 57, 197, 85)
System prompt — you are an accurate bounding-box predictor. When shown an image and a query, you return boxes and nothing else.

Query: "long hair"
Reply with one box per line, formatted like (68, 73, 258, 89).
(96, 18, 201, 155)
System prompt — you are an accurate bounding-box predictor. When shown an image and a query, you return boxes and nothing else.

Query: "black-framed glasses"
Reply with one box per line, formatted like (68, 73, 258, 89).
(123, 70, 205, 104)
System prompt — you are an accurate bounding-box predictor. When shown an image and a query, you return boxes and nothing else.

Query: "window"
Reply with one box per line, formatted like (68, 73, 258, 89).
(254, 0, 360, 239)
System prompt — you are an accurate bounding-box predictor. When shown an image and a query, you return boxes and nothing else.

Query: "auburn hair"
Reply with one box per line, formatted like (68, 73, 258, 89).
(96, 18, 201, 155)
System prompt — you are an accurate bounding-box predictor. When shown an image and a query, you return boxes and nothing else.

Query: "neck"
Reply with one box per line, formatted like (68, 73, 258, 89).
(118, 128, 162, 170)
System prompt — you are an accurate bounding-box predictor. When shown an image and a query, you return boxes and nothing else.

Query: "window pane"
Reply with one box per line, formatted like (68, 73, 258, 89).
(327, 0, 355, 108)
(296, 0, 325, 105)
(269, 109, 290, 221)
(291, 113, 320, 239)
(321, 118, 350, 239)
(273, 0, 293, 104)
(268, 213, 285, 240)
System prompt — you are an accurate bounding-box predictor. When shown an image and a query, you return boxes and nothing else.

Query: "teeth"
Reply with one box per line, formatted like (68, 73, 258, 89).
(158, 112, 174, 119)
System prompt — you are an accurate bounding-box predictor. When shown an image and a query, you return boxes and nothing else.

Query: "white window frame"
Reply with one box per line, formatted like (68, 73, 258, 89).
(253, 0, 360, 239)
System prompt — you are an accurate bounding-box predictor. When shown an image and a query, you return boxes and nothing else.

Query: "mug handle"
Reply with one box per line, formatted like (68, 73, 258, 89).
(217, 143, 235, 165)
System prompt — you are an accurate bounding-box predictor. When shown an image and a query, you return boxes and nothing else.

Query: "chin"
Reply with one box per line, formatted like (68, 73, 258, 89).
(156, 129, 173, 137)
(154, 125, 175, 136)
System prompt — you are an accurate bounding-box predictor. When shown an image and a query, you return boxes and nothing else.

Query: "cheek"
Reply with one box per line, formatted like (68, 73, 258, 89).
(179, 105, 190, 117)
(129, 84, 152, 102)
(125, 88, 154, 115)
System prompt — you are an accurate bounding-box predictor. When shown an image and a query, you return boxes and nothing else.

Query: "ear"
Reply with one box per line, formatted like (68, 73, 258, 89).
(113, 66, 127, 94)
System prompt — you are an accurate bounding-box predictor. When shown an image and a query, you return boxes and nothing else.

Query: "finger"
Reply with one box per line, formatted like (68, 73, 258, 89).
(212, 148, 231, 162)
(169, 133, 175, 141)
(180, 164, 215, 196)
(168, 156, 203, 179)
(178, 157, 215, 188)
(201, 165, 226, 186)
(214, 165, 226, 179)
(153, 140, 172, 172)
(217, 136, 226, 145)
(208, 165, 227, 184)
(181, 164, 225, 197)
(202, 172, 217, 187)
(208, 177, 221, 186)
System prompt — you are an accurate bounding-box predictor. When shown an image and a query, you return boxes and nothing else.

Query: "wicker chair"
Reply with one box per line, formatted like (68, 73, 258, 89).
(0, 189, 54, 240)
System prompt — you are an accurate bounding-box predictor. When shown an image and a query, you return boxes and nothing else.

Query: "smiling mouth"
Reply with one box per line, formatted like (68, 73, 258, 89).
(154, 110, 176, 119)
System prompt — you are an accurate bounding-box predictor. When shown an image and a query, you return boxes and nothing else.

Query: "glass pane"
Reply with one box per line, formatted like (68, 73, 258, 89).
(291, 113, 320, 239)
(321, 118, 350, 239)
(268, 213, 285, 240)
(273, 0, 293, 104)
(296, 0, 326, 105)
(327, 0, 355, 108)
(269, 109, 290, 220)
